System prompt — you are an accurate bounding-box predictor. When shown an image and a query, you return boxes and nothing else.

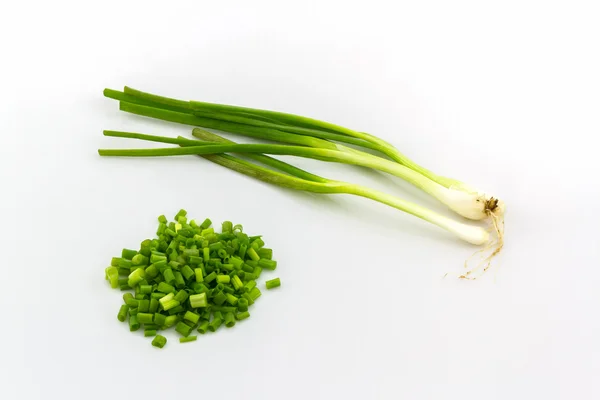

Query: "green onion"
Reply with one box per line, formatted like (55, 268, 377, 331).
(129, 315, 140, 332)
(189, 293, 208, 308)
(99, 129, 501, 223)
(153, 313, 167, 327)
(152, 335, 167, 348)
(105, 87, 483, 193)
(208, 316, 223, 332)
(243, 280, 257, 292)
(194, 268, 204, 283)
(175, 321, 194, 337)
(249, 287, 262, 301)
(127, 267, 145, 288)
(138, 299, 150, 313)
(258, 259, 277, 271)
(236, 311, 250, 321)
(163, 315, 179, 328)
(157, 282, 175, 294)
(237, 298, 249, 312)
(105, 267, 119, 289)
(117, 305, 129, 322)
(184, 311, 200, 324)
(265, 278, 281, 290)
(137, 313, 154, 324)
(101, 87, 506, 273)
(197, 320, 210, 334)
(123, 293, 138, 307)
(162, 299, 180, 311)
(149, 298, 159, 313)
(179, 336, 197, 343)
(100, 131, 490, 245)
(173, 289, 189, 303)
(257, 248, 272, 260)
(224, 312, 236, 328)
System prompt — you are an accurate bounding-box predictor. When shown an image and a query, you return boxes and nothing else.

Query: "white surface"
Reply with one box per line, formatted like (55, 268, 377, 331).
(1, 1, 599, 399)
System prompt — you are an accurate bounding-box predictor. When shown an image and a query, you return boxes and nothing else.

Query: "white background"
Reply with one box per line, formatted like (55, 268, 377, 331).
(1, 1, 599, 399)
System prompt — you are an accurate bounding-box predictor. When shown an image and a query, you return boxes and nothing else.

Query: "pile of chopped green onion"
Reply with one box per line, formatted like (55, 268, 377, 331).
(105, 209, 281, 348)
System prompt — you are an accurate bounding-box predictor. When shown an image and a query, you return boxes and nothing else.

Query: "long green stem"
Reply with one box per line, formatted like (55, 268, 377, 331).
(108, 88, 382, 151)
(103, 130, 328, 183)
(180, 130, 329, 183)
(106, 87, 458, 187)
(118, 101, 342, 151)
(99, 132, 445, 199)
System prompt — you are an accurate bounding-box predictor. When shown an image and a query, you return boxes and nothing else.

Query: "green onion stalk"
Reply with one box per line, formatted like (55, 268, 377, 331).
(99, 130, 490, 246)
(103, 87, 505, 223)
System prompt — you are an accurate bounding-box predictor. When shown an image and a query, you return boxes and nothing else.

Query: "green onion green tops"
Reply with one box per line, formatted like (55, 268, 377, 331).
(104, 210, 281, 348)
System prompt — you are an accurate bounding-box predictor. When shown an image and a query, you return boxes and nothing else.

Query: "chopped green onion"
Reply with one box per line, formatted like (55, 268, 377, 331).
(204, 271, 217, 284)
(189, 293, 208, 308)
(137, 313, 154, 324)
(249, 287, 262, 301)
(184, 311, 200, 324)
(105, 210, 281, 347)
(162, 268, 176, 285)
(212, 291, 227, 306)
(157, 282, 175, 294)
(257, 248, 272, 260)
(237, 298, 249, 312)
(179, 336, 197, 343)
(117, 305, 129, 322)
(138, 299, 150, 313)
(105, 267, 119, 288)
(153, 313, 167, 327)
(175, 321, 193, 337)
(265, 278, 281, 289)
(162, 299, 180, 311)
(236, 311, 250, 321)
(128, 267, 146, 288)
(225, 293, 239, 306)
(224, 312, 236, 328)
(173, 289, 189, 303)
(244, 280, 257, 292)
(173, 271, 185, 288)
(158, 292, 174, 306)
(152, 335, 167, 348)
(258, 259, 277, 270)
(208, 317, 223, 332)
(123, 293, 138, 307)
(197, 320, 210, 334)
(194, 268, 204, 283)
(246, 247, 260, 262)
(211, 306, 237, 313)
(163, 315, 179, 328)
(129, 315, 140, 331)
(139, 284, 153, 294)
(231, 275, 244, 291)
(149, 298, 159, 313)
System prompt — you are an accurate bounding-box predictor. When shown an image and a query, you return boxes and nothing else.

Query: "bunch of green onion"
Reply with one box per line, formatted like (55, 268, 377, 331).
(100, 87, 505, 278)
(105, 210, 281, 348)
